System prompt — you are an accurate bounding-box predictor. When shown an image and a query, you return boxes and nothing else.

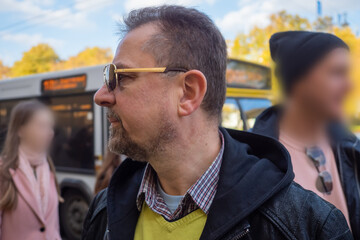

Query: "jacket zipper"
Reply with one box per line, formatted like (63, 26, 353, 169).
(231, 228, 250, 240)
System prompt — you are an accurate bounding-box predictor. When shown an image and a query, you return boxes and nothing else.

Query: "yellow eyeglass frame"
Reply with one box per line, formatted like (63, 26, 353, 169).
(103, 63, 187, 91)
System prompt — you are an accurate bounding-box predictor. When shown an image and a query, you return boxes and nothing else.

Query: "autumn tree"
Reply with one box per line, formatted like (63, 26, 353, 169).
(313, 16, 333, 31)
(0, 60, 10, 80)
(229, 12, 359, 69)
(11, 44, 59, 77)
(53, 47, 113, 71)
(8, 45, 112, 76)
(229, 10, 311, 65)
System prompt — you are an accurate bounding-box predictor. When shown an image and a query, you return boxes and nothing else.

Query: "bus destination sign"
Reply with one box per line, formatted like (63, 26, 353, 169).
(41, 74, 87, 95)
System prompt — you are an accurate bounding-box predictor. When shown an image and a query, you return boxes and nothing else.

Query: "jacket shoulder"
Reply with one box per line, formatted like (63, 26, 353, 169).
(91, 188, 108, 218)
(82, 188, 108, 240)
(260, 182, 352, 239)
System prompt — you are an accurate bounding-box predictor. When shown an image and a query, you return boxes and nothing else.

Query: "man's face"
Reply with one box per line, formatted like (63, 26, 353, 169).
(292, 48, 352, 120)
(94, 24, 178, 161)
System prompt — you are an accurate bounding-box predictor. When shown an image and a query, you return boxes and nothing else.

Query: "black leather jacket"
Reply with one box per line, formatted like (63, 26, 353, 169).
(82, 128, 353, 240)
(253, 105, 360, 239)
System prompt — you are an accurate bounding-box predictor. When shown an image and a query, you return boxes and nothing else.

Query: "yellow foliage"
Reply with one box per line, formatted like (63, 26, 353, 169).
(11, 44, 59, 77)
(53, 47, 113, 71)
(229, 11, 311, 65)
(0, 60, 10, 80)
(4, 44, 113, 78)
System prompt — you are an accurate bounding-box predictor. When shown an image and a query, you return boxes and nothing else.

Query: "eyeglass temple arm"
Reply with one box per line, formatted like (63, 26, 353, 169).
(114, 67, 188, 73)
(115, 67, 167, 73)
(164, 67, 188, 73)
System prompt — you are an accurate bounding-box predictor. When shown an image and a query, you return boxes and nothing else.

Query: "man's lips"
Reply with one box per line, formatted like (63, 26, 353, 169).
(108, 117, 119, 123)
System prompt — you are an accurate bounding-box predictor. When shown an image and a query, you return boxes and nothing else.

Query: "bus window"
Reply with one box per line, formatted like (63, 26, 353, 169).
(238, 98, 271, 129)
(222, 98, 244, 130)
(45, 94, 94, 173)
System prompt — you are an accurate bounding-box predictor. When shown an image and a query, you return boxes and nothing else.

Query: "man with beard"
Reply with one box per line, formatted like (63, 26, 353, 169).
(82, 6, 352, 240)
(252, 31, 360, 239)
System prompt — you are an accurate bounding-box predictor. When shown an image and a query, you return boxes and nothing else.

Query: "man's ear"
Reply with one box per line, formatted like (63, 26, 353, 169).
(178, 70, 207, 117)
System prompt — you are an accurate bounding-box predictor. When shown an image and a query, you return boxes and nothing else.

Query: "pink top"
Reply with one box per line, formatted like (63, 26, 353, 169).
(279, 131, 350, 228)
(0, 148, 61, 240)
(0, 169, 61, 240)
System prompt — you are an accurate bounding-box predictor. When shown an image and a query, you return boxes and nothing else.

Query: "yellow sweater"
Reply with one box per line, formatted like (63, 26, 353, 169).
(134, 204, 207, 240)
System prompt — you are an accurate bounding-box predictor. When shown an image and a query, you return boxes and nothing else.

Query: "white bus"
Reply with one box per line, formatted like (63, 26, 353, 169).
(0, 60, 273, 239)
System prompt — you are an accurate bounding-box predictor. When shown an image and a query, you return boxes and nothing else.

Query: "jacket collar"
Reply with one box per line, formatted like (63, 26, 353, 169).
(107, 160, 145, 239)
(9, 168, 45, 224)
(200, 128, 293, 240)
(107, 127, 294, 240)
(252, 105, 282, 139)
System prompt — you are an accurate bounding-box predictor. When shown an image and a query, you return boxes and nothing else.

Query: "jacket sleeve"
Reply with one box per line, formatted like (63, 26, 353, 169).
(318, 208, 353, 240)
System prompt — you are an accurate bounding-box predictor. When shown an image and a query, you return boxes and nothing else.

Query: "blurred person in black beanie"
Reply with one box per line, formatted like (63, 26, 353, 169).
(270, 31, 349, 94)
(253, 31, 360, 238)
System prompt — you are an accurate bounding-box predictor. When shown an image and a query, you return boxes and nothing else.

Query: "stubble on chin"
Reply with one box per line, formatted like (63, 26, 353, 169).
(108, 122, 148, 162)
(107, 107, 177, 163)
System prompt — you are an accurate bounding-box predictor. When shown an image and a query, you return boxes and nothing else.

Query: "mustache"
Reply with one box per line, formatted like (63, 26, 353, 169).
(106, 109, 121, 122)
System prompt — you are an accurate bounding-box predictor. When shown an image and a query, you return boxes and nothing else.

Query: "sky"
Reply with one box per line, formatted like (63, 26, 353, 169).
(0, 0, 360, 66)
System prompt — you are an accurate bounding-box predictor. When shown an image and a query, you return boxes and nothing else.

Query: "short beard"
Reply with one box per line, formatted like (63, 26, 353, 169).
(107, 109, 177, 162)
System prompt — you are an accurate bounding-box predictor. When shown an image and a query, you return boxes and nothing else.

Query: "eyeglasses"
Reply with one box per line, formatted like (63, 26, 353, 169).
(306, 147, 333, 195)
(103, 63, 188, 92)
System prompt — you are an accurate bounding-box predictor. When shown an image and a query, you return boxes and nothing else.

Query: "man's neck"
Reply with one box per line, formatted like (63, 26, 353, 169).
(148, 122, 221, 196)
(280, 101, 328, 144)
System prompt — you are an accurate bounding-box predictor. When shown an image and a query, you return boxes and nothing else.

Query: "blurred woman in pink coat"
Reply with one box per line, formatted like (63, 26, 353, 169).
(0, 100, 62, 240)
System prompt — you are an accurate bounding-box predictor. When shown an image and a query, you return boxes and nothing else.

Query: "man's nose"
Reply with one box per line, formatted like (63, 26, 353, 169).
(94, 84, 116, 107)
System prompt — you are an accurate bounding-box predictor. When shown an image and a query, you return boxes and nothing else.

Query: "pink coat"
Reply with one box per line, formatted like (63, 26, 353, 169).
(0, 167, 61, 240)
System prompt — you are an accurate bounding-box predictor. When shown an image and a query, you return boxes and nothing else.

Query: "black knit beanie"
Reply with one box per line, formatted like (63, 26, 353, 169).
(269, 31, 349, 94)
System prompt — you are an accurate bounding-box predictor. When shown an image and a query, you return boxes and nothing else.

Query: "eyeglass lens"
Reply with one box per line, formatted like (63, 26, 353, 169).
(104, 64, 116, 91)
(316, 171, 333, 194)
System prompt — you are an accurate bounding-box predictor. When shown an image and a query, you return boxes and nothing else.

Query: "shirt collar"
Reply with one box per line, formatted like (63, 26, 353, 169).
(136, 131, 224, 219)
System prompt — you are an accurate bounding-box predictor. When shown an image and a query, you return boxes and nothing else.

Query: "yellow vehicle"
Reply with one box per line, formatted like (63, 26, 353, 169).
(222, 58, 278, 130)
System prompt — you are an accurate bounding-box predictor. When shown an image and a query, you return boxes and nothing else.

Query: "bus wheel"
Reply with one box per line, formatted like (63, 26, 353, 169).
(60, 189, 89, 240)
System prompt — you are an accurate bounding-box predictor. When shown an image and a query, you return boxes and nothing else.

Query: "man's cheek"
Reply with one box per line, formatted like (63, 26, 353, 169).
(121, 108, 151, 133)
